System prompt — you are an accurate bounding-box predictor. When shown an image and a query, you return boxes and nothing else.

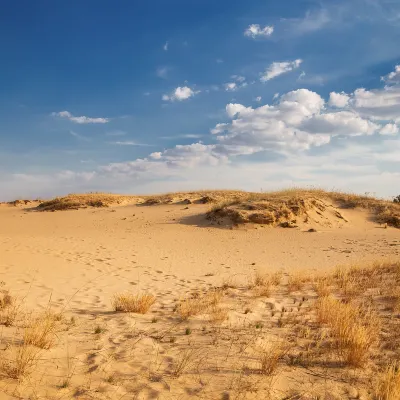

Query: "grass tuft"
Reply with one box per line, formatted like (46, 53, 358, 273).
(112, 293, 156, 314)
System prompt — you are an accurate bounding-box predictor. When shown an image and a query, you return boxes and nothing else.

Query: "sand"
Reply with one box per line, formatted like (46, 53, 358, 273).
(0, 197, 399, 399)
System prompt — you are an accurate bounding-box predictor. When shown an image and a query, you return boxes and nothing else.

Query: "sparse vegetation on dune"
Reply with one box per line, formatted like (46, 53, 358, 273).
(1, 261, 400, 398)
(21, 188, 399, 228)
(207, 188, 400, 228)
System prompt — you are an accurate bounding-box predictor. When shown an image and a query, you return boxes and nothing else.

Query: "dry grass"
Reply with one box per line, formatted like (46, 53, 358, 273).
(112, 293, 156, 313)
(171, 348, 202, 377)
(208, 305, 229, 323)
(206, 188, 400, 228)
(287, 272, 307, 293)
(374, 363, 400, 400)
(0, 291, 20, 327)
(24, 311, 62, 349)
(177, 290, 223, 320)
(258, 340, 289, 376)
(0, 345, 41, 379)
(316, 296, 379, 367)
(313, 276, 332, 297)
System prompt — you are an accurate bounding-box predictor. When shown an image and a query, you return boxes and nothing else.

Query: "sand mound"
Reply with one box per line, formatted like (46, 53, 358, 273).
(207, 197, 348, 228)
(36, 193, 137, 211)
(206, 189, 400, 229)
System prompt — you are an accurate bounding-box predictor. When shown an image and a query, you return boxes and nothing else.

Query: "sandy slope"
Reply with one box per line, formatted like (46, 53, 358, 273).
(0, 200, 399, 399)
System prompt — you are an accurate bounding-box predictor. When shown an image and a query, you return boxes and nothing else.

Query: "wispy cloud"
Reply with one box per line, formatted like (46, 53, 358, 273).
(282, 9, 330, 34)
(160, 134, 203, 140)
(53, 111, 109, 124)
(105, 130, 127, 137)
(163, 41, 169, 51)
(109, 141, 152, 146)
(261, 59, 303, 82)
(69, 130, 91, 141)
(244, 24, 274, 38)
(156, 66, 169, 79)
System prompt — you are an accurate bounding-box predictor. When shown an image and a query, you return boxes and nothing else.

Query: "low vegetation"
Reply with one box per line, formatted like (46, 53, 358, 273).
(1, 261, 400, 398)
(112, 292, 156, 313)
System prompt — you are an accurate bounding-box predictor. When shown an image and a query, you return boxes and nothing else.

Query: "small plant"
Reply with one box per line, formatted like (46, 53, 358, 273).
(94, 325, 105, 334)
(151, 317, 158, 323)
(255, 322, 263, 329)
(112, 293, 155, 314)
(24, 311, 61, 349)
(258, 341, 289, 375)
(171, 348, 199, 377)
(0, 344, 40, 379)
(185, 328, 192, 335)
(0, 291, 20, 326)
(374, 362, 400, 400)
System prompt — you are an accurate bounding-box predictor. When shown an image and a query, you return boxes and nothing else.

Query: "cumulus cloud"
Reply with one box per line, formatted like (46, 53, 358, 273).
(52, 111, 109, 124)
(261, 59, 303, 82)
(244, 24, 274, 38)
(5, 65, 400, 201)
(380, 123, 399, 135)
(329, 92, 350, 108)
(162, 86, 199, 101)
(381, 65, 400, 83)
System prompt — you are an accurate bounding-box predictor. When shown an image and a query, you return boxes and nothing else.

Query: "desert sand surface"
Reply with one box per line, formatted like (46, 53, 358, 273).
(0, 190, 399, 399)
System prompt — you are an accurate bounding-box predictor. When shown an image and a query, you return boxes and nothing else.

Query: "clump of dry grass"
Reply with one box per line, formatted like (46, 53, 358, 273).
(0, 345, 41, 379)
(287, 272, 307, 293)
(316, 296, 379, 367)
(209, 305, 229, 323)
(112, 293, 156, 314)
(0, 291, 13, 309)
(374, 363, 400, 400)
(24, 311, 62, 349)
(171, 348, 201, 377)
(0, 291, 20, 326)
(249, 271, 282, 297)
(258, 340, 289, 376)
(177, 290, 223, 320)
(313, 276, 332, 297)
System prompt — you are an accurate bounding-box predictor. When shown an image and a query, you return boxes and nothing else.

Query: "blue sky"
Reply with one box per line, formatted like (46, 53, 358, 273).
(1, 0, 400, 200)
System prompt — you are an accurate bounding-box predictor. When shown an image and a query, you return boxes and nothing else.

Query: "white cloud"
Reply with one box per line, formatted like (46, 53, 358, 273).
(163, 41, 169, 51)
(381, 65, 400, 83)
(329, 92, 350, 108)
(255, 96, 262, 102)
(244, 24, 274, 38)
(224, 82, 237, 92)
(52, 111, 109, 124)
(380, 123, 399, 135)
(110, 141, 151, 146)
(283, 9, 330, 35)
(261, 59, 303, 82)
(231, 75, 246, 83)
(351, 86, 400, 121)
(163, 86, 199, 101)
(4, 65, 400, 201)
(69, 130, 90, 141)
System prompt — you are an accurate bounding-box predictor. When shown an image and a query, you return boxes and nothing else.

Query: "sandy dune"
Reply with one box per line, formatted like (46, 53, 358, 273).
(0, 193, 399, 399)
